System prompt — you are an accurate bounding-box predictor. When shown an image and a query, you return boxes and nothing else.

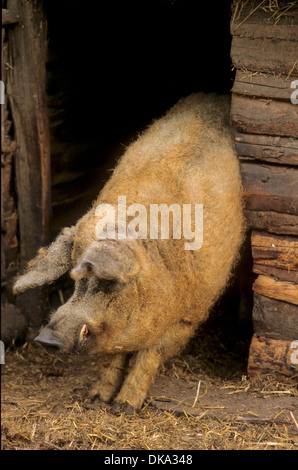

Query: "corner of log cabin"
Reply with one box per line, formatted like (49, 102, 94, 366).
(231, 0, 298, 380)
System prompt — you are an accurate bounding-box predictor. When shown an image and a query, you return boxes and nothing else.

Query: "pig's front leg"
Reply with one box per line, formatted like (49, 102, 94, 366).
(113, 320, 195, 413)
(90, 353, 127, 404)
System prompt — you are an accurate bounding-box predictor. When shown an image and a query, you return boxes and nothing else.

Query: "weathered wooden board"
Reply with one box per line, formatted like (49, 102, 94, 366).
(231, 36, 298, 77)
(240, 162, 298, 215)
(231, 1, 298, 41)
(253, 274, 298, 305)
(252, 292, 298, 340)
(232, 70, 296, 102)
(251, 231, 298, 271)
(231, 95, 298, 138)
(231, 21, 298, 41)
(6, 0, 51, 267)
(248, 334, 298, 379)
(244, 210, 298, 236)
(253, 264, 298, 284)
(231, 0, 298, 77)
(235, 132, 298, 166)
(5, 0, 51, 326)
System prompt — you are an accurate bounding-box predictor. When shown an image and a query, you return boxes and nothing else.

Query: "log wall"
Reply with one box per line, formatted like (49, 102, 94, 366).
(231, 0, 298, 380)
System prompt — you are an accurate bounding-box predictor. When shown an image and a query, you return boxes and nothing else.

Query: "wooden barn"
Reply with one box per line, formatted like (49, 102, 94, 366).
(1, 0, 297, 380)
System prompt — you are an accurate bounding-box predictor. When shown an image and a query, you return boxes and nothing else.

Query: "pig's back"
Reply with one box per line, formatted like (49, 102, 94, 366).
(78, 94, 244, 319)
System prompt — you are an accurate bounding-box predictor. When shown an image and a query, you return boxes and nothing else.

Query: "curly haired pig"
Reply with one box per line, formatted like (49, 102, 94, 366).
(13, 93, 244, 412)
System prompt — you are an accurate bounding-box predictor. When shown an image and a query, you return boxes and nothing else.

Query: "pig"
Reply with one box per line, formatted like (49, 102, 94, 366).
(13, 93, 245, 413)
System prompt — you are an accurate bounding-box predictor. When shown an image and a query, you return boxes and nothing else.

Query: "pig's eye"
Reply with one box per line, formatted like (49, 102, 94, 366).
(91, 278, 120, 294)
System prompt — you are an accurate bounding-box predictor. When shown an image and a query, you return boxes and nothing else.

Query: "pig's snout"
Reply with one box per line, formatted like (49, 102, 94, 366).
(34, 330, 64, 349)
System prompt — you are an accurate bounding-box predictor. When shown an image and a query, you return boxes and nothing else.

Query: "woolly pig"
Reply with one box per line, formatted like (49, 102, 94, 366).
(13, 93, 244, 412)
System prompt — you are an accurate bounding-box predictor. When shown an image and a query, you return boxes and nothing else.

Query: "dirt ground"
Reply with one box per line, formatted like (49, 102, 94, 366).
(1, 322, 297, 451)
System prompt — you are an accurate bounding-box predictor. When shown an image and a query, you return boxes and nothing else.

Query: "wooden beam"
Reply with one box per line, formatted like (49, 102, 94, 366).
(6, 0, 51, 326)
(231, 95, 298, 138)
(235, 132, 298, 166)
(248, 334, 298, 379)
(253, 274, 298, 305)
(240, 162, 298, 215)
(251, 231, 298, 271)
(252, 264, 298, 284)
(231, 1, 298, 41)
(232, 70, 296, 102)
(244, 210, 298, 236)
(252, 293, 298, 341)
(231, 36, 298, 77)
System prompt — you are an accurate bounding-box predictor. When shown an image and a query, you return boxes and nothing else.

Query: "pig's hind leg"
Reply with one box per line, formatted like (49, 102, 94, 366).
(89, 353, 127, 404)
(113, 320, 195, 413)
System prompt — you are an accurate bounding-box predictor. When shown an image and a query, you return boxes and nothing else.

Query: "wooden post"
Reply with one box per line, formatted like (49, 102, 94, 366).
(5, 0, 51, 326)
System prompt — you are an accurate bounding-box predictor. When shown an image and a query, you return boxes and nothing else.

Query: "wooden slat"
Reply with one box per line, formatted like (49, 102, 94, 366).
(253, 274, 298, 305)
(232, 70, 295, 101)
(231, 22, 298, 41)
(231, 36, 298, 77)
(252, 292, 298, 340)
(248, 334, 298, 379)
(6, 0, 51, 326)
(235, 132, 298, 166)
(251, 231, 298, 271)
(231, 95, 298, 138)
(244, 210, 298, 236)
(252, 264, 298, 283)
(231, 1, 298, 40)
(240, 162, 298, 215)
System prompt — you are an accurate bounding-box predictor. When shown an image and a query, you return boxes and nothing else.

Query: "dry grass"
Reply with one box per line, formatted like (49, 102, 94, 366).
(2, 329, 297, 451)
(231, 0, 297, 28)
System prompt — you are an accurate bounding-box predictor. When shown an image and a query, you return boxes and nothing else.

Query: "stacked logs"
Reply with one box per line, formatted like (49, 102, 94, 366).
(230, 1, 298, 379)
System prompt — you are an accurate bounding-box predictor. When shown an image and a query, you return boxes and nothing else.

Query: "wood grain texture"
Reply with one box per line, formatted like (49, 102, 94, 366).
(248, 334, 298, 378)
(253, 274, 298, 305)
(252, 292, 298, 340)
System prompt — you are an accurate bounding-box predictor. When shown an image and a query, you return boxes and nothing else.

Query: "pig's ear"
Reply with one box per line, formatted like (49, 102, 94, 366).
(13, 226, 75, 294)
(70, 240, 140, 284)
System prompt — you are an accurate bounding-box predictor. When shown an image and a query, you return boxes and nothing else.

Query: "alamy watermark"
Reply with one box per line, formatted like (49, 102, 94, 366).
(290, 80, 298, 104)
(0, 340, 5, 364)
(0, 81, 4, 105)
(94, 196, 203, 250)
(290, 340, 298, 366)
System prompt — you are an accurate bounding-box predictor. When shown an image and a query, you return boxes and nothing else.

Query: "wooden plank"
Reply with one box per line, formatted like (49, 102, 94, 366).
(240, 162, 298, 215)
(6, 0, 51, 326)
(252, 264, 298, 283)
(235, 132, 298, 166)
(232, 70, 295, 101)
(248, 334, 298, 379)
(251, 231, 298, 271)
(231, 95, 298, 138)
(231, 21, 298, 41)
(244, 210, 298, 236)
(231, 1, 298, 39)
(231, 36, 298, 77)
(252, 292, 298, 340)
(253, 274, 298, 305)
(6, 0, 51, 265)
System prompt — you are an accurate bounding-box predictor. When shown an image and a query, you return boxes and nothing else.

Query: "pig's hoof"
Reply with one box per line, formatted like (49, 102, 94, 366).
(111, 401, 136, 416)
(89, 382, 116, 404)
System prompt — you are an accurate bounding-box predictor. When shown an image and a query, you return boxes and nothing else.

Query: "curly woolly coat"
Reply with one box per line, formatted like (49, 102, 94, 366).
(13, 93, 245, 412)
